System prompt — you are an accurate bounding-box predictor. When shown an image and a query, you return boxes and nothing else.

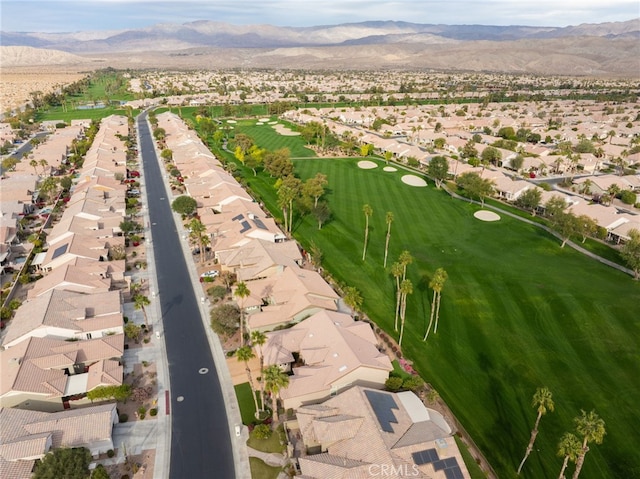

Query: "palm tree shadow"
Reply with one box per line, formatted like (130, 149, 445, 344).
(417, 274, 431, 330)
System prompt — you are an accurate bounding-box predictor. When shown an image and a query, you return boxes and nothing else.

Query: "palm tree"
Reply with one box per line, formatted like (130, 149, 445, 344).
(399, 250, 413, 281)
(263, 365, 290, 423)
(188, 218, 208, 265)
(133, 293, 151, 327)
(251, 330, 267, 412)
(391, 262, 403, 332)
(362, 204, 373, 261)
(39, 159, 49, 176)
(237, 346, 260, 416)
(557, 432, 582, 479)
(572, 410, 606, 479)
(29, 159, 38, 175)
(424, 268, 448, 341)
(398, 279, 413, 347)
(234, 281, 251, 346)
(432, 268, 448, 334)
(383, 211, 394, 268)
(517, 387, 555, 474)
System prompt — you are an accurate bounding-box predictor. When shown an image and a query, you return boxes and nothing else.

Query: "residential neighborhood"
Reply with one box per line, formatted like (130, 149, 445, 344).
(0, 65, 638, 479)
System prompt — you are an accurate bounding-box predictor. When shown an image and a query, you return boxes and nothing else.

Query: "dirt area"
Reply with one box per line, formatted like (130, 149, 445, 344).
(0, 68, 88, 113)
(119, 356, 158, 420)
(102, 449, 156, 479)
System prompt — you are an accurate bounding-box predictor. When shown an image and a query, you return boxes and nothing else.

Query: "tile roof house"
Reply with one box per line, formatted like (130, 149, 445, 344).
(295, 386, 470, 478)
(262, 310, 392, 409)
(2, 289, 123, 349)
(27, 258, 124, 299)
(242, 266, 339, 332)
(218, 238, 302, 281)
(0, 334, 124, 411)
(0, 403, 118, 479)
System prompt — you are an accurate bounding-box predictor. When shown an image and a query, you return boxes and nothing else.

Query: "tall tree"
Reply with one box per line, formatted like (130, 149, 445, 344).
(424, 268, 448, 341)
(399, 250, 413, 281)
(29, 159, 38, 175)
(263, 364, 290, 423)
(621, 228, 640, 279)
(237, 346, 260, 415)
(427, 156, 449, 188)
(572, 410, 606, 479)
(188, 218, 208, 265)
(383, 211, 394, 268)
(251, 330, 267, 412)
(398, 279, 413, 347)
(234, 281, 251, 346)
(133, 293, 151, 327)
(362, 204, 373, 261)
(517, 387, 555, 474)
(171, 195, 197, 217)
(277, 175, 301, 233)
(343, 286, 363, 319)
(557, 432, 582, 479)
(32, 447, 91, 479)
(303, 172, 328, 208)
(391, 261, 403, 332)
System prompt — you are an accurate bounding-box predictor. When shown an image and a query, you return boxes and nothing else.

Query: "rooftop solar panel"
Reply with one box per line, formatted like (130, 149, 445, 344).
(239, 220, 251, 233)
(412, 449, 439, 465)
(364, 389, 399, 433)
(51, 243, 69, 260)
(253, 218, 267, 230)
(231, 213, 244, 221)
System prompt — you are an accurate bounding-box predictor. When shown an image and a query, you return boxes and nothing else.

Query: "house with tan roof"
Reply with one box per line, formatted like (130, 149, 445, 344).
(39, 233, 113, 272)
(243, 267, 339, 333)
(27, 258, 124, 299)
(262, 310, 392, 409)
(2, 289, 123, 349)
(0, 403, 118, 479)
(218, 238, 302, 281)
(0, 334, 124, 411)
(294, 386, 469, 478)
(0, 175, 39, 204)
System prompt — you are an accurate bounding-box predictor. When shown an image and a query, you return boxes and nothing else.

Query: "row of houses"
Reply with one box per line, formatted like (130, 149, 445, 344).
(157, 111, 470, 478)
(0, 115, 133, 478)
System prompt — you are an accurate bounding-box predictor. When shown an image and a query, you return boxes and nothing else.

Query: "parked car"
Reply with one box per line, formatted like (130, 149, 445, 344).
(199, 270, 219, 282)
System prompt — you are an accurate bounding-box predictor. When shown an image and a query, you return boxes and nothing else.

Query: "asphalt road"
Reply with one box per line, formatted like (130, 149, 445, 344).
(137, 113, 236, 479)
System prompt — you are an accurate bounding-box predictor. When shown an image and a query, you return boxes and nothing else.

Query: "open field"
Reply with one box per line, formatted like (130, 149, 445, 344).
(221, 125, 639, 479)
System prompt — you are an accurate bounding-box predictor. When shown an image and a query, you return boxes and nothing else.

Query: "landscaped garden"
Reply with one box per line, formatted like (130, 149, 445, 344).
(213, 119, 639, 479)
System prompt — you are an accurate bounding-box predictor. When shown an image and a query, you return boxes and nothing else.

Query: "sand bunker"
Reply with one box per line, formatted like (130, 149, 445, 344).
(273, 124, 300, 136)
(383, 166, 397, 172)
(358, 160, 378, 169)
(226, 119, 237, 124)
(474, 210, 501, 222)
(401, 175, 427, 187)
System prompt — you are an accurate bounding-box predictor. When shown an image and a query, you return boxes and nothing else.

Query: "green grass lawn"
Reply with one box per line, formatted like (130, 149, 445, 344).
(235, 383, 259, 426)
(248, 457, 282, 479)
(235, 154, 638, 479)
(247, 425, 287, 454)
(230, 119, 316, 158)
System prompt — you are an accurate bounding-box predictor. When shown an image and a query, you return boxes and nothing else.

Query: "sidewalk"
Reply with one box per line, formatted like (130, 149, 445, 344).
(144, 114, 251, 479)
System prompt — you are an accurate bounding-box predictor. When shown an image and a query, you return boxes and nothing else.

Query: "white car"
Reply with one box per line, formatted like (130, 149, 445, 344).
(200, 270, 219, 279)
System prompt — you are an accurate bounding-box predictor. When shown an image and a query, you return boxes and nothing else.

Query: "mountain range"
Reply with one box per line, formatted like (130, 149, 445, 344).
(2, 19, 639, 76)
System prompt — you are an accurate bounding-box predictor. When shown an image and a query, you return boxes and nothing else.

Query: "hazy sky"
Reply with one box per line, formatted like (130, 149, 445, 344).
(2, 0, 638, 33)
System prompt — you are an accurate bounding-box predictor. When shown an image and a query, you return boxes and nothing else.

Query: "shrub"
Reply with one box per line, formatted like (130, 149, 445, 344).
(119, 413, 128, 423)
(107, 449, 115, 458)
(620, 190, 636, 205)
(207, 285, 228, 300)
(138, 406, 147, 416)
(150, 408, 158, 417)
(385, 376, 403, 392)
(252, 423, 272, 440)
(402, 375, 425, 393)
